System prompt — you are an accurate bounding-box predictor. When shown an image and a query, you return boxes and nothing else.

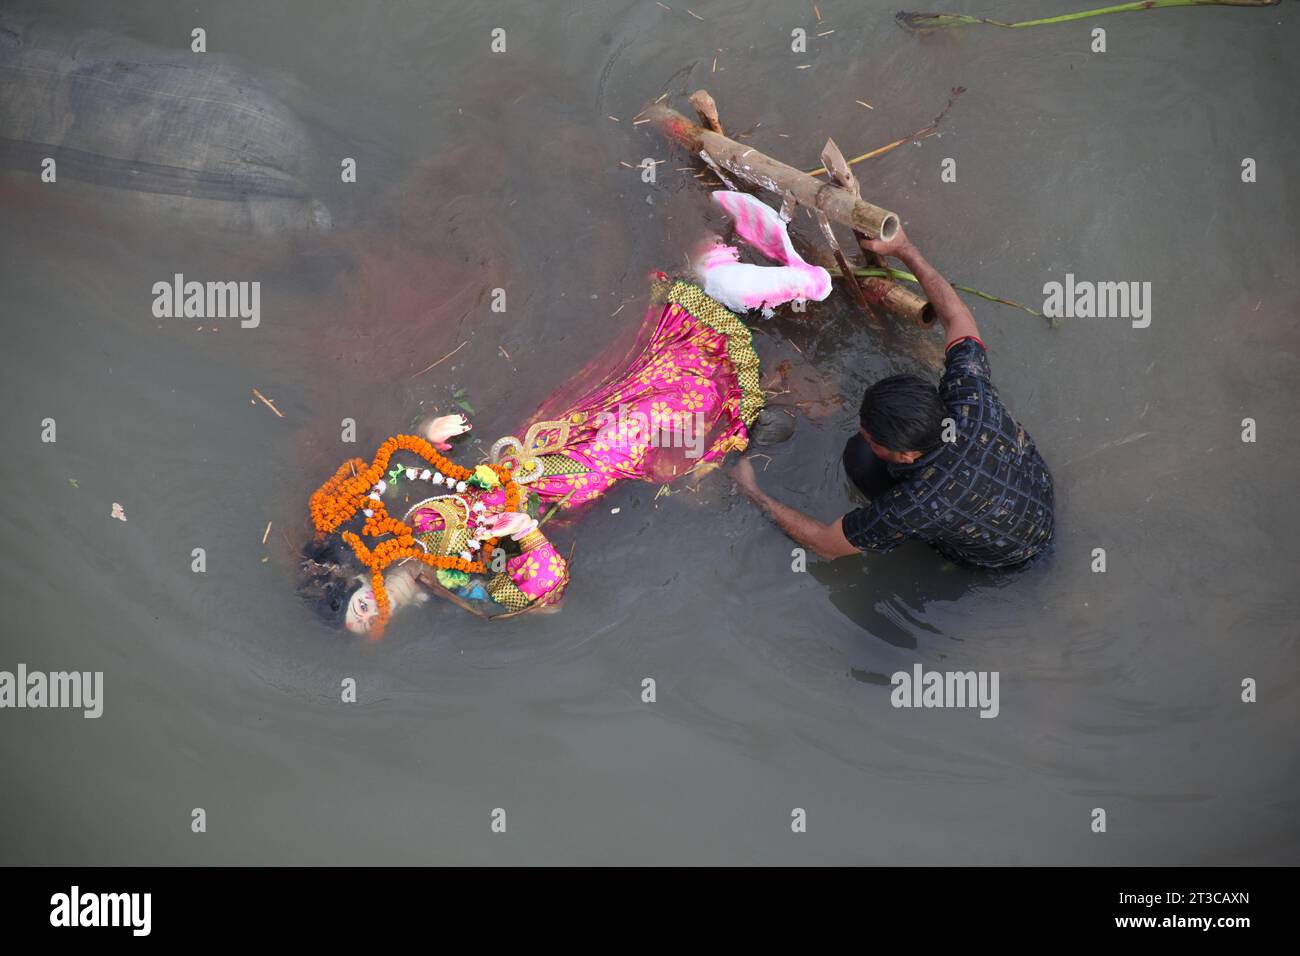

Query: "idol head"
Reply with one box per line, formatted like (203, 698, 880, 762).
(298, 537, 366, 633)
(855, 373, 945, 466)
(344, 583, 380, 635)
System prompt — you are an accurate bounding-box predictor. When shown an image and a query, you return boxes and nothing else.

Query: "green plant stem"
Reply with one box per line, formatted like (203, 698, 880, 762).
(843, 266, 1044, 319)
(899, 0, 1276, 31)
(537, 489, 577, 529)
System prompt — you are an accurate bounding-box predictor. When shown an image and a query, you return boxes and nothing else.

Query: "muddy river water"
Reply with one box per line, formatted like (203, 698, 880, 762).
(1, 0, 1296, 864)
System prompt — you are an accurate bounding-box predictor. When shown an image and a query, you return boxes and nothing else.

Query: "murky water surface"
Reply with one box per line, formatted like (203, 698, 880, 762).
(1, 0, 1296, 864)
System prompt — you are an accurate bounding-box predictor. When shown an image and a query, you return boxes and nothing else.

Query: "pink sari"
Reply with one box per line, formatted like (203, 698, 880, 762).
(510, 274, 763, 510)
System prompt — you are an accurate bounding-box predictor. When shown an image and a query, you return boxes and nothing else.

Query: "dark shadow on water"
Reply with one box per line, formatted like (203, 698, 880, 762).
(813, 542, 978, 653)
(810, 465, 1040, 669)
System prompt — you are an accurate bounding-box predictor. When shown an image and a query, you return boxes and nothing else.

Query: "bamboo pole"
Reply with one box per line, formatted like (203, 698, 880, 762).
(813, 206, 875, 319)
(821, 138, 885, 325)
(646, 103, 901, 241)
(648, 93, 931, 324)
(859, 277, 934, 326)
(820, 138, 884, 268)
(819, 137, 933, 327)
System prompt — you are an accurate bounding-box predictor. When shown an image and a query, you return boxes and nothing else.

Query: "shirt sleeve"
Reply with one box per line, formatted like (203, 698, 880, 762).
(940, 336, 996, 407)
(840, 488, 914, 554)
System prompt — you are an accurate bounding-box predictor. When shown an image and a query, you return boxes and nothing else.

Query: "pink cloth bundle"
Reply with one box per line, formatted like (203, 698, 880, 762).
(694, 191, 832, 314)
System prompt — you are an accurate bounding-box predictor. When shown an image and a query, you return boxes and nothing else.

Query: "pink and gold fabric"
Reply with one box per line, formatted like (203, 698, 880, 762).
(406, 277, 760, 614)
(513, 277, 763, 511)
(505, 531, 569, 605)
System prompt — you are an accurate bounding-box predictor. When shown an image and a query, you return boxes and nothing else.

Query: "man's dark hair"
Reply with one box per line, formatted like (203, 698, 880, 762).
(858, 373, 946, 453)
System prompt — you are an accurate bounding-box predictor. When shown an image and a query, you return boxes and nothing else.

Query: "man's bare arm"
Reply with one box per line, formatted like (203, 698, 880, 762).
(732, 457, 858, 560)
(751, 492, 859, 560)
(863, 226, 980, 348)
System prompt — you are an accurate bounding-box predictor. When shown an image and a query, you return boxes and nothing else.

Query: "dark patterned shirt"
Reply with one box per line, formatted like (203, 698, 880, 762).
(841, 338, 1054, 568)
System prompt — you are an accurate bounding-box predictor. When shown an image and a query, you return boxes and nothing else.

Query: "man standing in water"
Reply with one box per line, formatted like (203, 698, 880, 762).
(732, 227, 1054, 569)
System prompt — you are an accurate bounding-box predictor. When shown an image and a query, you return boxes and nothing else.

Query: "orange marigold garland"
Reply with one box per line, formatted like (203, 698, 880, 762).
(309, 435, 520, 637)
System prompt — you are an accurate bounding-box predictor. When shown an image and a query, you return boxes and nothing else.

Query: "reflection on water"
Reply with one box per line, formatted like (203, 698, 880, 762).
(1, 0, 1297, 865)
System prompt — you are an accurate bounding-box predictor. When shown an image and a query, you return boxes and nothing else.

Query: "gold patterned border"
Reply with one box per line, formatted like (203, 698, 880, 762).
(539, 453, 589, 477)
(486, 572, 532, 612)
(651, 278, 764, 426)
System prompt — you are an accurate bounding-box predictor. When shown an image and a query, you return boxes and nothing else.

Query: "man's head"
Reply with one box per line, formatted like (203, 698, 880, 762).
(857, 373, 945, 465)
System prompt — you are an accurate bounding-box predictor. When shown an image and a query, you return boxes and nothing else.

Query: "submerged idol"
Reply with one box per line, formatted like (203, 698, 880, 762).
(302, 192, 831, 636)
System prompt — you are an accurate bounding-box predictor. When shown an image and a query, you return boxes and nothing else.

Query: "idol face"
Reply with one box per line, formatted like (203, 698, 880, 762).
(345, 584, 379, 634)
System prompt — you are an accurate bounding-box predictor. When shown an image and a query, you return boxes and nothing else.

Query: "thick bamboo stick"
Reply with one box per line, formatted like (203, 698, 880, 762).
(819, 137, 934, 328)
(820, 138, 884, 324)
(646, 104, 901, 241)
(815, 207, 876, 320)
(859, 277, 934, 326)
(820, 138, 884, 268)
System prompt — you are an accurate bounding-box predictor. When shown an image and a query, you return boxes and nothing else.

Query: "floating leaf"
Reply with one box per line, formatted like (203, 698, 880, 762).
(456, 399, 475, 415)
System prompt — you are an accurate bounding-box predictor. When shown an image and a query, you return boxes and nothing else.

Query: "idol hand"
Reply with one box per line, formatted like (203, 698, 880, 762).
(482, 511, 539, 540)
(425, 413, 471, 450)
